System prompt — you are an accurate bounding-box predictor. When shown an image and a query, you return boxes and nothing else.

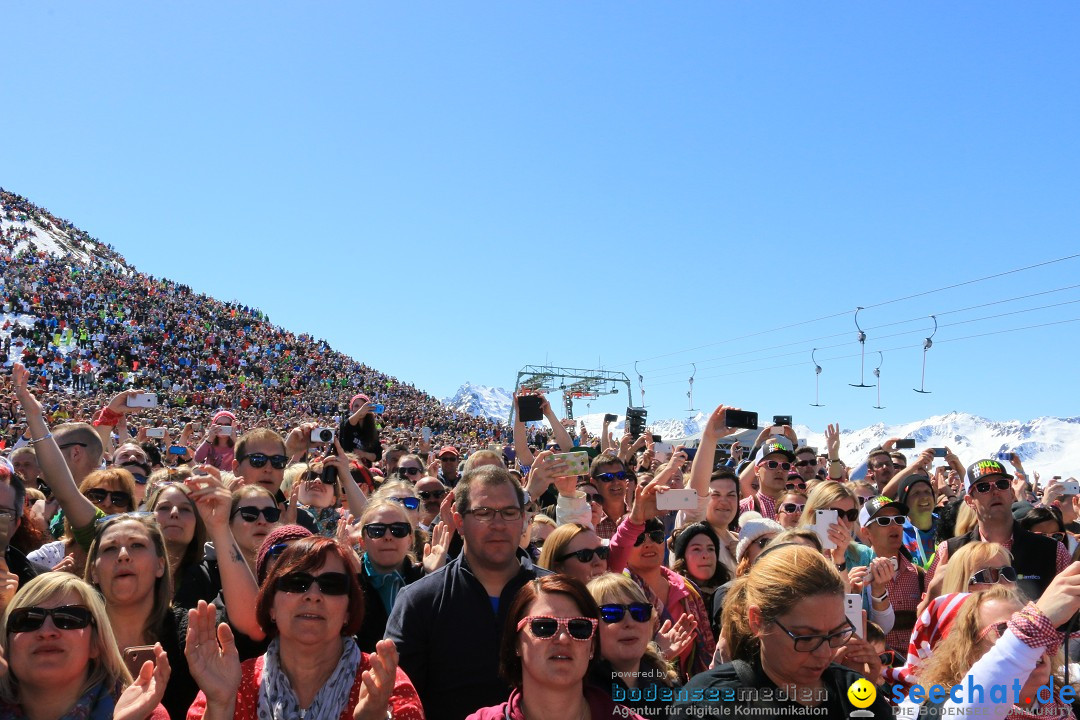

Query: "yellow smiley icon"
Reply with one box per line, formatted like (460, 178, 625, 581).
(847, 678, 876, 709)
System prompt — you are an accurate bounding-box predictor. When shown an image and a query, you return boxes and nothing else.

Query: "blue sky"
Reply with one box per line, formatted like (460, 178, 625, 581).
(5, 2, 1079, 429)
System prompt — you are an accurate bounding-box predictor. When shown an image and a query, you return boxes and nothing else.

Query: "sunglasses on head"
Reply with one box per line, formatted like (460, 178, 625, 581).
(390, 496, 421, 511)
(85, 489, 132, 507)
(7, 605, 94, 634)
(759, 461, 792, 471)
(779, 502, 805, 514)
(241, 453, 289, 470)
(364, 522, 411, 539)
(232, 506, 281, 523)
(418, 489, 447, 501)
(969, 566, 1018, 585)
(517, 616, 597, 641)
(594, 471, 628, 483)
(785, 481, 807, 491)
(275, 571, 350, 596)
(397, 467, 422, 477)
(634, 530, 665, 547)
(866, 515, 907, 527)
(828, 508, 860, 522)
(556, 546, 609, 563)
(971, 478, 1011, 494)
(599, 602, 652, 624)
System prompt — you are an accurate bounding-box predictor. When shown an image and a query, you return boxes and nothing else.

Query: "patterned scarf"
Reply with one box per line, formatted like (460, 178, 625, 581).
(362, 552, 405, 615)
(0, 680, 117, 720)
(256, 637, 361, 720)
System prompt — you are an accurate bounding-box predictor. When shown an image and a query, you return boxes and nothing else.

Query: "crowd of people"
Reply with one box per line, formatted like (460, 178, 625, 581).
(2, 188, 1080, 719)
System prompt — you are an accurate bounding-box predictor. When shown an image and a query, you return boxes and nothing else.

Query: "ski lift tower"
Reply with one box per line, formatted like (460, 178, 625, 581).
(512, 365, 633, 424)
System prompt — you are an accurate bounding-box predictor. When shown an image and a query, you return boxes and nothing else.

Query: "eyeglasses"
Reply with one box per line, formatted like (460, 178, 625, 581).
(397, 467, 422, 477)
(417, 489, 447, 501)
(758, 461, 792, 471)
(275, 571, 350, 596)
(389, 496, 421, 511)
(556, 546, 609, 563)
(754, 536, 773, 549)
(634, 530, 665, 547)
(517, 616, 597, 641)
(866, 515, 908, 527)
(971, 478, 1011, 494)
(795, 460, 817, 468)
(856, 496, 871, 506)
(7, 605, 94, 634)
(977, 621, 1009, 642)
(599, 603, 652, 624)
(772, 617, 855, 652)
(830, 508, 860, 522)
(969, 566, 1018, 586)
(584, 493, 604, 504)
(1041, 531, 1067, 543)
(462, 506, 523, 522)
(239, 453, 289, 470)
(232, 506, 282, 523)
(779, 503, 805, 514)
(364, 522, 411, 539)
(879, 650, 898, 666)
(785, 481, 807, 491)
(594, 471, 628, 483)
(85, 489, 133, 507)
(870, 462, 900, 471)
(893, 464, 907, 471)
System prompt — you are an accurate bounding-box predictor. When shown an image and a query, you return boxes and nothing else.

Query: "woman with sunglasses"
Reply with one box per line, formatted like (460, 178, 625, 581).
(774, 490, 806, 530)
(28, 467, 138, 572)
(468, 574, 644, 720)
(797, 482, 874, 576)
(224, 486, 283, 579)
(609, 468, 716, 680)
(537, 524, 609, 585)
(1018, 506, 1073, 554)
(0, 573, 170, 720)
(186, 536, 423, 720)
(292, 460, 344, 538)
(939, 541, 1017, 594)
(587, 573, 681, 719)
(898, 567, 1080, 720)
(371, 481, 425, 558)
(676, 544, 891, 718)
(354, 500, 425, 652)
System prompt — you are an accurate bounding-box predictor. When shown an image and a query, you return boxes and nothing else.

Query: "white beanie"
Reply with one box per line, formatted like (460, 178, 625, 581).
(735, 511, 783, 563)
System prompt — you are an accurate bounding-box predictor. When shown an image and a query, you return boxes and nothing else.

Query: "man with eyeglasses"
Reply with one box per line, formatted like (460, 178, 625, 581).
(386, 465, 550, 720)
(737, 437, 796, 521)
(865, 448, 898, 494)
(589, 454, 631, 540)
(856, 497, 922, 653)
(926, 459, 1069, 601)
(792, 446, 819, 484)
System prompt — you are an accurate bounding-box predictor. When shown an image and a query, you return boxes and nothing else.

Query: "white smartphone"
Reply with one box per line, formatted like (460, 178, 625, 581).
(421, 427, 432, 443)
(1062, 480, 1080, 496)
(126, 393, 158, 408)
(656, 488, 699, 511)
(145, 427, 165, 438)
(845, 594, 865, 638)
(653, 442, 673, 462)
(813, 509, 838, 551)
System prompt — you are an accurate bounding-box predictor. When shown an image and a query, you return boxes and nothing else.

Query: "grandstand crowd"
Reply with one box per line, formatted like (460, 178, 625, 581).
(1, 188, 1079, 719)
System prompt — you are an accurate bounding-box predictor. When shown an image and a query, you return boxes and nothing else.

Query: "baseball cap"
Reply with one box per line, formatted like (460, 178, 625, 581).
(756, 436, 796, 463)
(437, 445, 460, 459)
(897, 474, 934, 506)
(965, 459, 1013, 493)
(858, 496, 910, 527)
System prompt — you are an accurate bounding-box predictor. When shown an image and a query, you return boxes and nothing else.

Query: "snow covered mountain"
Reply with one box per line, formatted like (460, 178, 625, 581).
(442, 383, 513, 423)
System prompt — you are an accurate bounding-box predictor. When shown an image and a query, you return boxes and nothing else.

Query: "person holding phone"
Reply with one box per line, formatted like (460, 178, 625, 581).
(0, 573, 170, 719)
(737, 437, 797, 522)
(193, 411, 239, 471)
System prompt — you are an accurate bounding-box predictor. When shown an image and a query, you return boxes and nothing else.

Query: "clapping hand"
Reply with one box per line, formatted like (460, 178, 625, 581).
(114, 643, 171, 720)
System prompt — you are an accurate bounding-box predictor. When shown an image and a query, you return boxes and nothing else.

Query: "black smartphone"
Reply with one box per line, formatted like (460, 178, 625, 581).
(773, 415, 792, 427)
(932, 448, 948, 458)
(652, 434, 662, 443)
(725, 410, 758, 429)
(517, 396, 544, 422)
(603, 413, 618, 423)
(684, 447, 698, 461)
(894, 439, 916, 449)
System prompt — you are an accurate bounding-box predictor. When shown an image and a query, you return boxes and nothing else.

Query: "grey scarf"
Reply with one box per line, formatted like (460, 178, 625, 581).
(257, 636, 362, 720)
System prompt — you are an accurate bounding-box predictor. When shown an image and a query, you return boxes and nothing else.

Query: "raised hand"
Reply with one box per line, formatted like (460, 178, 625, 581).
(526, 450, 573, 498)
(422, 521, 451, 574)
(656, 614, 697, 659)
(825, 423, 841, 460)
(114, 643, 171, 720)
(185, 601, 241, 707)
(353, 639, 399, 720)
(702, 405, 738, 440)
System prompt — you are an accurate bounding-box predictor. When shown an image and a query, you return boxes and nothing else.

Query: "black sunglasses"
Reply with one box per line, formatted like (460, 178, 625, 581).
(7, 605, 94, 634)
(599, 603, 652, 624)
(794, 460, 816, 468)
(831, 508, 860, 522)
(594, 471, 628, 483)
(584, 492, 604, 504)
(972, 478, 1011, 494)
(275, 571, 350, 596)
(417, 489, 447, 501)
(785, 481, 807, 491)
(240, 453, 289, 470)
(233, 506, 281, 523)
(634, 530, 665, 547)
(517, 616, 597, 641)
(397, 467, 422, 477)
(85, 489, 132, 507)
(556, 546, 609, 563)
(364, 522, 411, 539)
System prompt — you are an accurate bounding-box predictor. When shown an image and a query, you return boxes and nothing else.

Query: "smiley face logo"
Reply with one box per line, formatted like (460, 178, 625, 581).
(847, 678, 876, 709)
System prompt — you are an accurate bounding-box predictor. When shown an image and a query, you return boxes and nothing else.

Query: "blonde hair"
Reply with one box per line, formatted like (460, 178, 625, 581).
(721, 544, 844, 662)
(282, 463, 309, 497)
(798, 481, 857, 530)
(462, 449, 504, 473)
(940, 542, 1012, 594)
(955, 502, 978, 536)
(0, 573, 132, 704)
(586, 573, 678, 685)
(537, 524, 592, 572)
(358, 499, 413, 529)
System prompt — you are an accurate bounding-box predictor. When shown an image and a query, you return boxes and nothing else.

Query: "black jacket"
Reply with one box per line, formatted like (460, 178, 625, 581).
(946, 523, 1059, 599)
(356, 555, 424, 653)
(338, 413, 382, 460)
(384, 550, 551, 720)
